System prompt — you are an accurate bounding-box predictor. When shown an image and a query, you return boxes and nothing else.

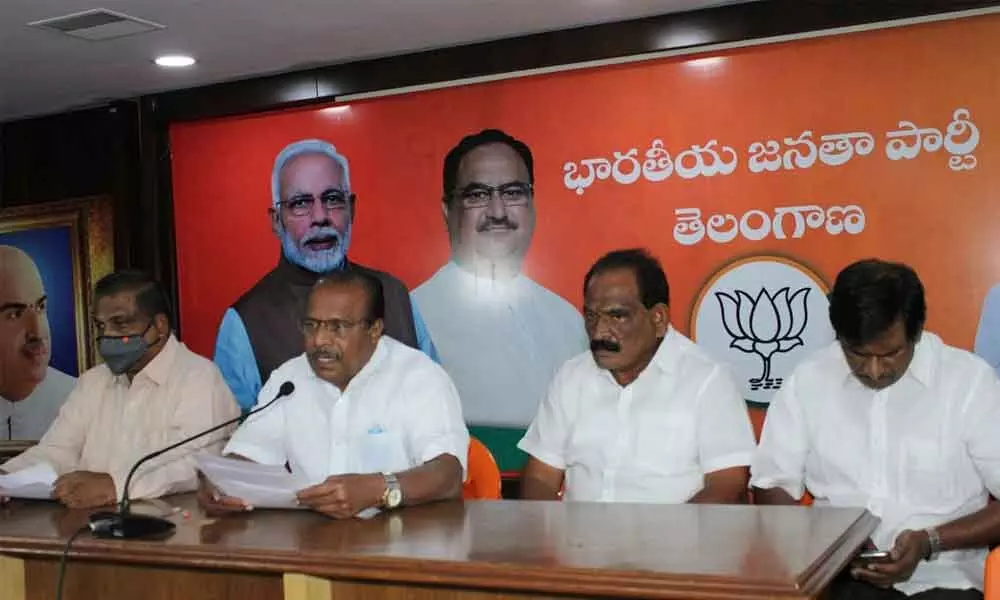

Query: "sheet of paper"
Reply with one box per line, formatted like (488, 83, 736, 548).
(195, 454, 309, 510)
(0, 463, 57, 499)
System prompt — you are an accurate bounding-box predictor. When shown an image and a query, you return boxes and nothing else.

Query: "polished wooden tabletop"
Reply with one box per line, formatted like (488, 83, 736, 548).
(0, 495, 878, 599)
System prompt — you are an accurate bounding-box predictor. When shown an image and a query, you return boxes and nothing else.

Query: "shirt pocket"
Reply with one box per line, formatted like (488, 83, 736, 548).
(899, 437, 957, 509)
(565, 411, 610, 469)
(356, 430, 411, 474)
(634, 410, 697, 476)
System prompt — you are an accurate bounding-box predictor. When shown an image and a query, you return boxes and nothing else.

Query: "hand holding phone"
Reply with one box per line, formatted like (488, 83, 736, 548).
(857, 549, 892, 563)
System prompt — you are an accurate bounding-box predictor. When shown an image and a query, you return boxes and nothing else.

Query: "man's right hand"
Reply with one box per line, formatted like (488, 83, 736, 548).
(196, 472, 252, 516)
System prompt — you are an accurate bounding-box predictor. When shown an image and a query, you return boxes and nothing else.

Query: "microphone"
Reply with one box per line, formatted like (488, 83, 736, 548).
(88, 381, 295, 539)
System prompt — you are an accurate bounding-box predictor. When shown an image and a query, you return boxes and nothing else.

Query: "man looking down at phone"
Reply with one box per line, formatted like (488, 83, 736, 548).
(518, 249, 756, 504)
(752, 259, 1000, 600)
(198, 270, 468, 519)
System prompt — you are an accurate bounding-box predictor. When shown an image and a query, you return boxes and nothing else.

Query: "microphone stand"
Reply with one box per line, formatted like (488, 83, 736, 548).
(88, 382, 294, 539)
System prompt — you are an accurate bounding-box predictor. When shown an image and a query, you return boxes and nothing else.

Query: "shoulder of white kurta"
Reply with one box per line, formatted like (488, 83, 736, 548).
(411, 265, 452, 302)
(665, 330, 727, 377)
(263, 353, 312, 386)
(381, 336, 452, 383)
(173, 342, 229, 380)
(932, 332, 997, 385)
(42, 367, 77, 394)
(521, 277, 583, 324)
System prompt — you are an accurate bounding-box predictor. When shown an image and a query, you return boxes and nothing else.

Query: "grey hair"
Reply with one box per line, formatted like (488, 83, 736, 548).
(270, 139, 352, 207)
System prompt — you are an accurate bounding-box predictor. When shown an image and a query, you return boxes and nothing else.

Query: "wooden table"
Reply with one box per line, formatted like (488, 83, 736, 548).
(0, 494, 877, 600)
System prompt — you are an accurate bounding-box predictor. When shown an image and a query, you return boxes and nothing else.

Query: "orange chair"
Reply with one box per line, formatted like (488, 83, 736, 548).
(462, 437, 502, 500)
(986, 545, 1000, 599)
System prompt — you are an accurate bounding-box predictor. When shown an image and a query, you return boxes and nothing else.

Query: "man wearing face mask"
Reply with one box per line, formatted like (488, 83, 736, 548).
(413, 129, 587, 431)
(0, 246, 76, 440)
(199, 271, 468, 519)
(214, 139, 438, 412)
(518, 249, 755, 504)
(1, 270, 239, 509)
(752, 260, 1000, 600)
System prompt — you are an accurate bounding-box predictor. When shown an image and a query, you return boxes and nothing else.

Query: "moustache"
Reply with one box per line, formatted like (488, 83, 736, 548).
(301, 227, 343, 245)
(21, 338, 48, 355)
(308, 348, 341, 362)
(590, 339, 621, 353)
(477, 217, 517, 233)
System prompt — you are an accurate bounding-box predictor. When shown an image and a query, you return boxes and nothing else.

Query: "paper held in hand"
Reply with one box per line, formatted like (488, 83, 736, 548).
(195, 454, 310, 510)
(0, 463, 57, 500)
(195, 454, 382, 518)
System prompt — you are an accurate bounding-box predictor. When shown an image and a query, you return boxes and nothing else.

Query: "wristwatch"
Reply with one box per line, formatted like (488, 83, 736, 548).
(380, 472, 403, 510)
(923, 527, 942, 561)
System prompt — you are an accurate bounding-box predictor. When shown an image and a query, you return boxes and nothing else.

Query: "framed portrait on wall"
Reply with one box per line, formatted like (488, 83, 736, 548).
(0, 196, 113, 441)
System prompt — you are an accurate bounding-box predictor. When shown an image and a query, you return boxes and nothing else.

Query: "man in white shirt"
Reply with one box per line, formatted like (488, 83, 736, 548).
(0, 245, 76, 440)
(413, 129, 587, 429)
(199, 270, 469, 519)
(2, 270, 239, 508)
(518, 248, 756, 503)
(752, 259, 1000, 600)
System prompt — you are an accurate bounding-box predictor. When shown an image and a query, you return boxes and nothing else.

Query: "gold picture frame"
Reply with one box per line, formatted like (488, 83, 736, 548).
(0, 196, 114, 372)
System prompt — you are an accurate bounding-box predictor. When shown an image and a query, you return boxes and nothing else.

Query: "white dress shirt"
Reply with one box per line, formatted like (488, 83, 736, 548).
(413, 262, 588, 427)
(225, 336, 469, 484)
(751, 332, 1000, 595)
(3, 336, 240, 500)
(518, 327, 756, 503)
(0, 366, 76, 440)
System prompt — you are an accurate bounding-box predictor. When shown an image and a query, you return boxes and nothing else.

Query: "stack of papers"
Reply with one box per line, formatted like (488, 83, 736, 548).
(195, 455, 381, 518)
(0, 463, 57, 499)
(196, 454, 310, 510)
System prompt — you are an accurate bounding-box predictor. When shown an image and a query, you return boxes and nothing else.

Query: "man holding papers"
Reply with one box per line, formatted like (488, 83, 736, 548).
(199, 270, 468, 519)
(1, 270, 239, 508)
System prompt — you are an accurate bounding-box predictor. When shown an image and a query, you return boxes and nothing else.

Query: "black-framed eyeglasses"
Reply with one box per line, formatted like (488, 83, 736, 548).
(277, 189, 354, 218)
(300, 317, 370, 337)
(452, 182, 532, 209)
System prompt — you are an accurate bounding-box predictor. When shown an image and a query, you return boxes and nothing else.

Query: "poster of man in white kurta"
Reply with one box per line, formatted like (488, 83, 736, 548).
(413, 130, 587, 428)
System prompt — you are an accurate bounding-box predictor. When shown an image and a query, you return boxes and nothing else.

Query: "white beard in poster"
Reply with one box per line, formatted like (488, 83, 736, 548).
(279, 220, 353, 274)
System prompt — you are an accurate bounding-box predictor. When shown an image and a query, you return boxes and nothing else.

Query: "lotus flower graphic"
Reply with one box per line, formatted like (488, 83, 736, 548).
(715, 287, 811, 390)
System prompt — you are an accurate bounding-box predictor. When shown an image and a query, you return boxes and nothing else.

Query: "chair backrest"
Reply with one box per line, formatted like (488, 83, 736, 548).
(462, 437, 502, 500)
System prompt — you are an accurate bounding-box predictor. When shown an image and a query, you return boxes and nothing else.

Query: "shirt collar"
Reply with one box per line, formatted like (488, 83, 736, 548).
(649, 326, 681, 376)
(836, 331, 937, 389)
(445, 261, 528, 301)
(904, 332, 937, 388)
(309, 335, 389, 392)
(594, 325, 679, 384)
(126, 334, 179, 386)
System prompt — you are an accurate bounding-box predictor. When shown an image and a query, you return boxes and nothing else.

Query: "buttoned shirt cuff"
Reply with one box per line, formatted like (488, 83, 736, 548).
(747, 475, 804, 501)
(702, 451, 753, 475)
(517, 439, 566, 470)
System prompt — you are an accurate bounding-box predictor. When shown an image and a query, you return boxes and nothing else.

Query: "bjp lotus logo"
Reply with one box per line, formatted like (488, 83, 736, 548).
(690, 257, 834, 406)
(715, 287, 810, 390)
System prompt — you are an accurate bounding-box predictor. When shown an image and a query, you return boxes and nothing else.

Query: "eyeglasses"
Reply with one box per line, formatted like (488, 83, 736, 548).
(277, 190, 354, 218)
(452, 183, 532, 209)
(300, 317, 370, 337)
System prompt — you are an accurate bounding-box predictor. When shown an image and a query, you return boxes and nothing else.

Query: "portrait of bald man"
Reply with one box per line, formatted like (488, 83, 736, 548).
(0, 246, 76, 440)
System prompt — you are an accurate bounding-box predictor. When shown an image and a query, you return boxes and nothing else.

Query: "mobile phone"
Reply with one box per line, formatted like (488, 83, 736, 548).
(857, 550, 892, 562)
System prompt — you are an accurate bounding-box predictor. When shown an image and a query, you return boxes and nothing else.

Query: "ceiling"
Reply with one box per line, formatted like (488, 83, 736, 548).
(0, 0, 751, 122)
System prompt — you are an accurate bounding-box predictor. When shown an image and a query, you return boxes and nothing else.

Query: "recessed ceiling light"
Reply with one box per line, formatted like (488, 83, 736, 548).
(154, 55, 196, 68)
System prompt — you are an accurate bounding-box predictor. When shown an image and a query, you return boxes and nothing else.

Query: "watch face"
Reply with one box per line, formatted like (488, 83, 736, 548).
(387, 487, 403, 508)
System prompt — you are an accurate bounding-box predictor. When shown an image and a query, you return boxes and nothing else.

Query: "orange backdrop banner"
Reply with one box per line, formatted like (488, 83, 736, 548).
(171, 14, 1000, 448)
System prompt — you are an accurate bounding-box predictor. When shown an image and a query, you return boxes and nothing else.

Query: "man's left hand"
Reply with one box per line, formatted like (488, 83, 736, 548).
(53, 471, 117, 509)
(851, 529, 930, 588)
(296, 473, 384, 519)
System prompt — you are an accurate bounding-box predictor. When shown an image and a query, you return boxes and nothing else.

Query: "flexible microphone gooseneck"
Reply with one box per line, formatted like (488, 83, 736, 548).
(88, 381, 295, 539)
